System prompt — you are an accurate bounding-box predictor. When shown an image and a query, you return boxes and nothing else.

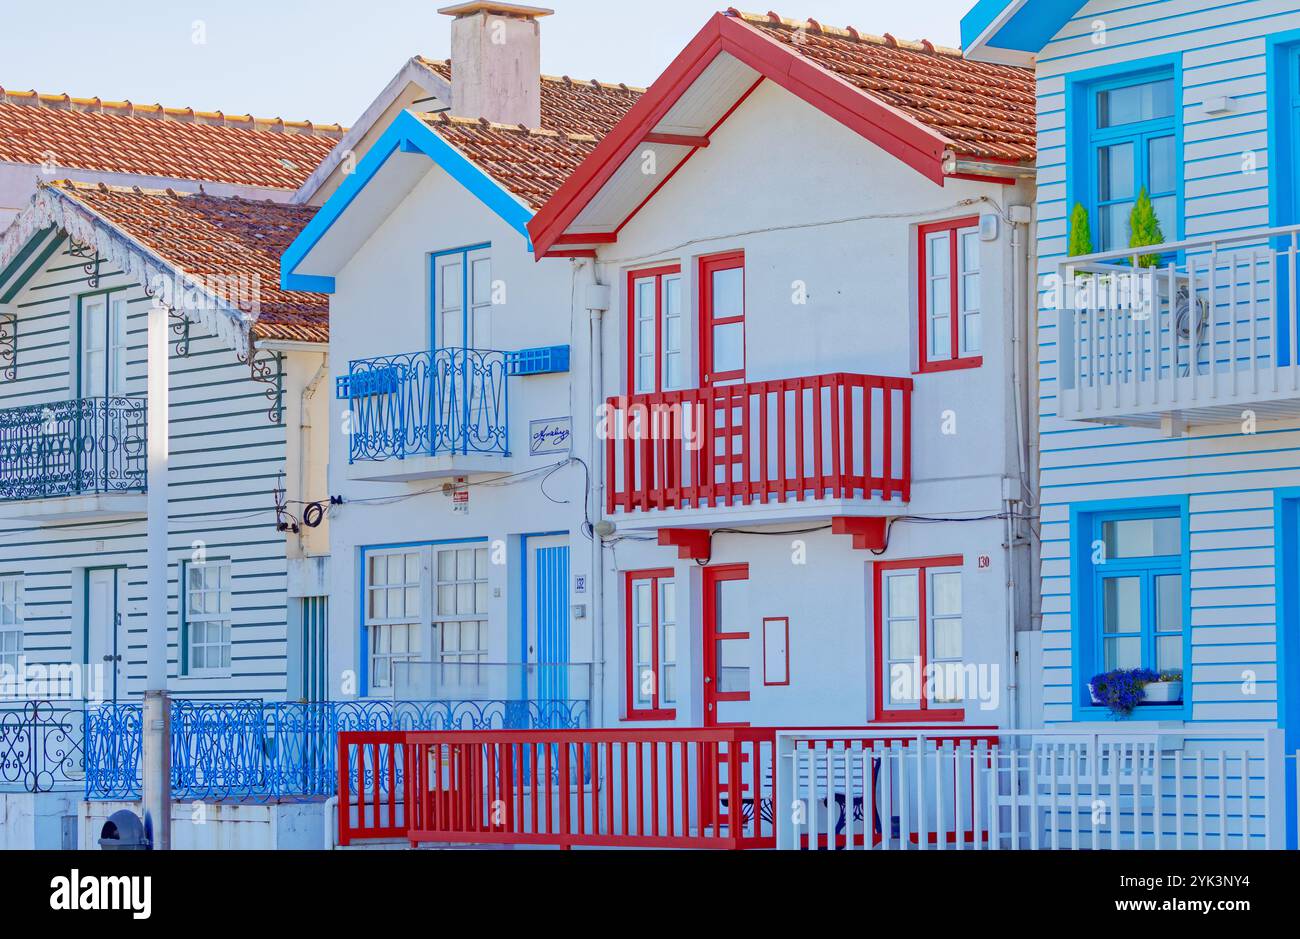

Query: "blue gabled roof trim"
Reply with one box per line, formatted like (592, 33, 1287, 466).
(280, 109, 536, 294)
(961, 0, 1087, 56)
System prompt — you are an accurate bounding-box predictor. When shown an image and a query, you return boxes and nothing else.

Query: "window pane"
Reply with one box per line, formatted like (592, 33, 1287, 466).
(1104, 636, 1142, 670)
(717, 638, 749, 693)
(710, 267, 743, 319)
(1103, 517, 1180, 558)
(1148, 136, 1176, 194)
(888, 620, 919, 660)
(1157, 635, 1183, 671)
(887, 573, 918, 618)
(1153, 195, 1176, 243)
(1099, 202, 1132, 252)
(437, 550, 455, 582)
(931, 572, 961, 617)
(1098, 142, 1135, 201)
(1097, 79, 1175, 127)
(1102, 577, 1142, 634)
(711, 322, 744, 374)
(1156, 574, 1182, 631)
(441, 263, 462, 309)
(660, 582, 675, 621)
(933, 618, 962, 659)
(889, 660, 920, 704)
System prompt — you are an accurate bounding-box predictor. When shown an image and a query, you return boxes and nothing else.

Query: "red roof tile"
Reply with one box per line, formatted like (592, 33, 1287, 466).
(415, 58, 643, 137)
(51, 181, 327, 343)
(0, 89, 346, 190)
(420, 113, 602, 210)
(734, 11, 1036, 163)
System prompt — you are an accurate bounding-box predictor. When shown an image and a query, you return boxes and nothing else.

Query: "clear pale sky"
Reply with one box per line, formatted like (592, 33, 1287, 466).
(0, 1, 977, 127)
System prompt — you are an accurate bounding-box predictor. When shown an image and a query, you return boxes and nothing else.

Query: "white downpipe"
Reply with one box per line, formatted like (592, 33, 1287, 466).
(324, 796, 339, 851)
(585, 261, 607, 728)
(143, 301, 171, 849)
(297, 355, 328, 557)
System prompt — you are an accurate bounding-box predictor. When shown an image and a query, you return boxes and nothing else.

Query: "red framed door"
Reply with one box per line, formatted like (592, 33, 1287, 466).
(699, 253, 746, 499)
(702, 563, 751, 726)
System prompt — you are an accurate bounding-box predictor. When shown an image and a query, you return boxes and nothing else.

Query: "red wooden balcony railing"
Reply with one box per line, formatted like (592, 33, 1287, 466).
(604, 373, 912, 515)
(338, 727, 777, 849)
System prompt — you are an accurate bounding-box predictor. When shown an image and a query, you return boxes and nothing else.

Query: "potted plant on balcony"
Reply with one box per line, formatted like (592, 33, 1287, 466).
(1143, 670, 1184, 704)
(1128, 187, 1166, 268)
(1088, 668, 1160, 719)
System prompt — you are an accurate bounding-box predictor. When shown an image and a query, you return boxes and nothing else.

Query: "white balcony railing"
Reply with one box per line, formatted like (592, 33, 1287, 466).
(776, 728, 1289, 850)
(1056, 225, 1300, 427)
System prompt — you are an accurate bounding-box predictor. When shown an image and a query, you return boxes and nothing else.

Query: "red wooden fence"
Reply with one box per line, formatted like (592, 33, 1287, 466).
(339, 728, 777, 849)
(338, 731, 407, 846)
(604, 373, 912, 514)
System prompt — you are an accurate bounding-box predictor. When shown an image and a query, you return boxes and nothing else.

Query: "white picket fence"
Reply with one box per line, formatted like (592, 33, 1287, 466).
(775, 729, 1288, 850)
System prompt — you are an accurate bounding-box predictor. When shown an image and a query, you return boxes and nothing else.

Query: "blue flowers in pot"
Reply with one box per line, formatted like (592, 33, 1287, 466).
(1088, 668, 1180, 718)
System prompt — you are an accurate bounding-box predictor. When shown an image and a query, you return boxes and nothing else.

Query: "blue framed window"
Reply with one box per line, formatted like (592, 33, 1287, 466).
(1072, 64, 1181, 253)
(180, 559, 232, 677)
(1072, 500, 1190, 716)
(357, 538, 488, 697)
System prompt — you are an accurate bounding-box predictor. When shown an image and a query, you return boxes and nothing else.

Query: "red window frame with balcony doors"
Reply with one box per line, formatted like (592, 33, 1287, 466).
(873, 555, 966, 722)
(699, 251, 745, 386)
(624, 568, 676, 721)
(626, 265, 684, 395)
(917, 217, 982, 373)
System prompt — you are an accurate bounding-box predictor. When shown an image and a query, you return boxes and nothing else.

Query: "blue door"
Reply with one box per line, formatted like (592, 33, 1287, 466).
(525, 536, 570, 726)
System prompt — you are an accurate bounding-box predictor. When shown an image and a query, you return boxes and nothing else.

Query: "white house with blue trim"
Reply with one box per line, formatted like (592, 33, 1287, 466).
(281, 3, 639, 735)
(965, 0, 1300, 845)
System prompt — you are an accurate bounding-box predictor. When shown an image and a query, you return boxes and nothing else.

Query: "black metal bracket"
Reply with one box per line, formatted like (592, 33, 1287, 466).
(67, 238, 101, 289)
(140, 279, 192, 358)
(239, 347, 284, 425)
(0, 312, 14, 381)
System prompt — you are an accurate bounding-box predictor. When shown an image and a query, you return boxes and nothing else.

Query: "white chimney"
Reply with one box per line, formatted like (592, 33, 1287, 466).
(439, 2, 553, 128)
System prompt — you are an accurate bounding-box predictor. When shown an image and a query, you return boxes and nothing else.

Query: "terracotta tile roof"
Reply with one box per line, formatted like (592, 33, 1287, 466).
(419, 113, 601, 209)
(50, 180, 328, 343)
(733, 10, 1036, 163)
(415, 57, 643, 137)
(0, 88, 346, 190)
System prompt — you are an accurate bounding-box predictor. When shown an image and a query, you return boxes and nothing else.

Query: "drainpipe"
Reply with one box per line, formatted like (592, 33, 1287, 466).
(298, 356, 328, 556)
(142, 300, 171, 850)
(1006, 196, 1037, 728)
(582, 261, 612, 727)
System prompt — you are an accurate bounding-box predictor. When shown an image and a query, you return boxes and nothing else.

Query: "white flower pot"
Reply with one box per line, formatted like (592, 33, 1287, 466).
(1143, 681, 1182, 703)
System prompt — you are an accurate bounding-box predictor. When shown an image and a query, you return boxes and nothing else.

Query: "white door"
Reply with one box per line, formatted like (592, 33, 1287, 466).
(80, 295, 128, 398)
(86, 568, 125, 701)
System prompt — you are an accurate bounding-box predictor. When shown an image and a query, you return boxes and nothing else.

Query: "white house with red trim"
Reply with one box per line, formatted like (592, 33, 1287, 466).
(528, 9, 1040, 734)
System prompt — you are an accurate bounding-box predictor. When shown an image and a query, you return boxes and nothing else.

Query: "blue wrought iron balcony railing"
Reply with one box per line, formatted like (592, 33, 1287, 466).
(336, 346, 569, 464)
(0, 396, 146, 501)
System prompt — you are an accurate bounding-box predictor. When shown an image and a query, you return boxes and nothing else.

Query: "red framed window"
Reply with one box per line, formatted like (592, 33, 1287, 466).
(627, 266, 684, 394)
(624, 569, 677, 720)
(917, 217, 982, 372)
(699, 251, 745, 386)
(873, 556, 965, 721)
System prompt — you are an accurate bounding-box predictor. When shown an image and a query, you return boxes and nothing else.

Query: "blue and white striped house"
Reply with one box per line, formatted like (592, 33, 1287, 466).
(965, 0, 1300, 843)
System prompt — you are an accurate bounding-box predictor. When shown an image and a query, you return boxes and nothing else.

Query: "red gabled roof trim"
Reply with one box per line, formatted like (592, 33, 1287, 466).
(528, 11, 952, 257)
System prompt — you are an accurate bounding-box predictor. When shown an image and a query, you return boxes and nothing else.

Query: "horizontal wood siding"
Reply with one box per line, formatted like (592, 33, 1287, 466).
(1037, 0, 1300, 725)
(0, 243, 292, 699)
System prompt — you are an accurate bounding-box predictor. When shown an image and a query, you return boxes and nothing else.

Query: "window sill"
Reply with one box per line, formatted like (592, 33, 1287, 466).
(624, 709, 676, 722)
(1075, 703, 1187, 721)
(916, 356, 983, 375)
(876, 707, 966, 723)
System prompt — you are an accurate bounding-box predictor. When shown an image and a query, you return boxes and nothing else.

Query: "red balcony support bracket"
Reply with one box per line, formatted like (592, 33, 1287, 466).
(658, 528, 712, 560)
(832, 516, 888, 552)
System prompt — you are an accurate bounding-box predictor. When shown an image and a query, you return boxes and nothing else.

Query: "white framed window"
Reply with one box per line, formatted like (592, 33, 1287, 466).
(365, 550, 426, 692)
(184, 561, 231, 675)
(0, 576, 22, 673)
(79, 292, 129, 397)
(434, 546, 489, 686)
